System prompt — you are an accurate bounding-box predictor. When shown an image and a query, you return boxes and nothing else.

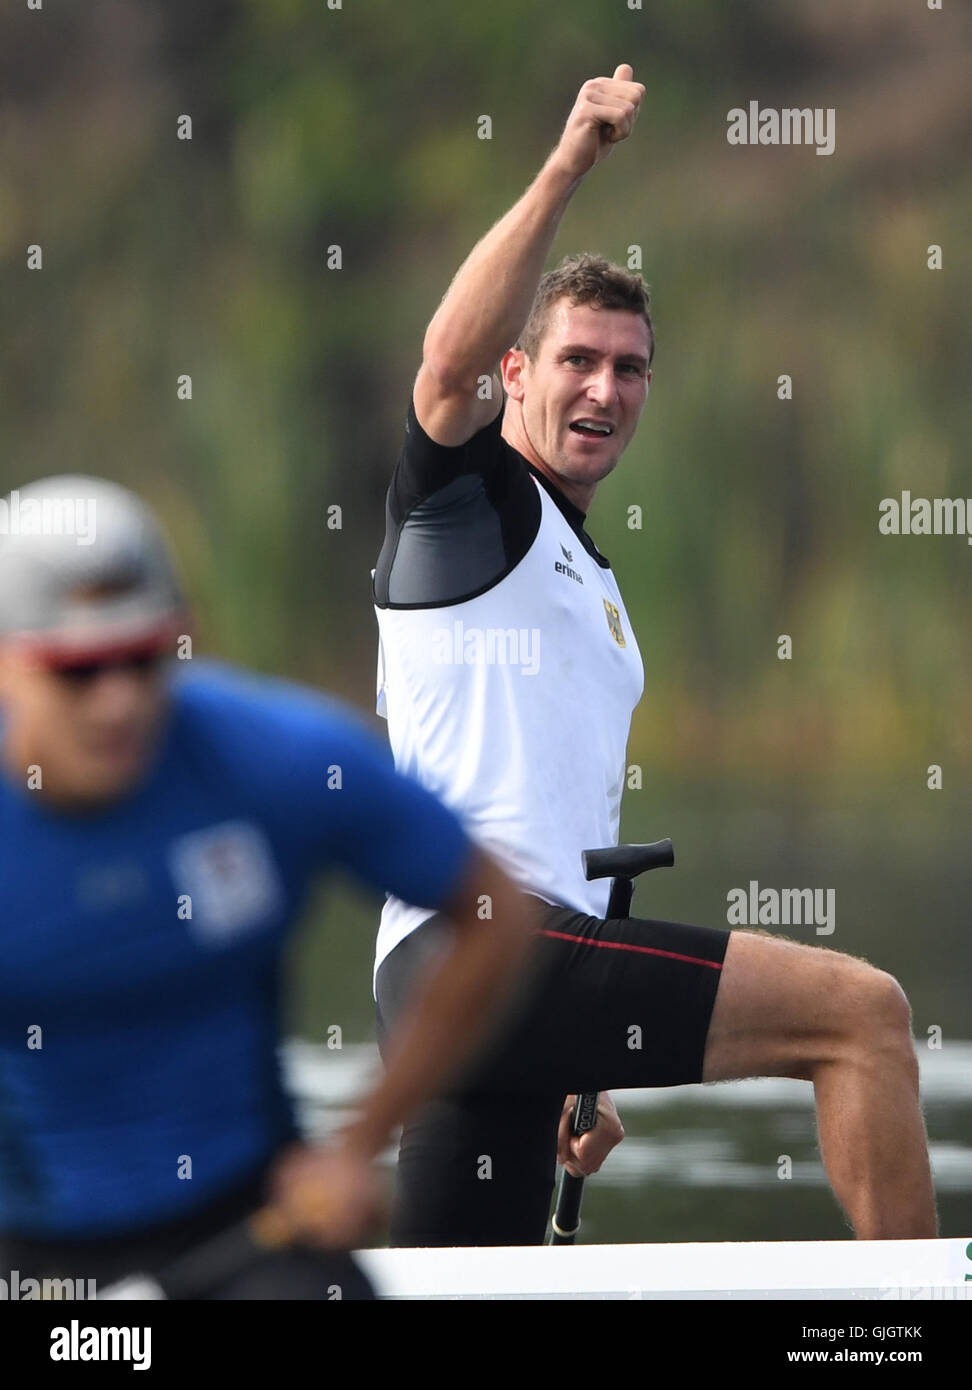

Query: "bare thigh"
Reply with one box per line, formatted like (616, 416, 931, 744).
(702, 930, 891, 1083)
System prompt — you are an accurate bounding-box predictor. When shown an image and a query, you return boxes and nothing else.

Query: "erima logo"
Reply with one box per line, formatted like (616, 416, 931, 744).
(555, 546, 583, 584)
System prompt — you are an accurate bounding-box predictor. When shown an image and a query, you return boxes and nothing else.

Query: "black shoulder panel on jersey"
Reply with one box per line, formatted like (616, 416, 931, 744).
(374, 391, 614, 608)
(380, 472, 529, 607)
(374, 394, 542, 609)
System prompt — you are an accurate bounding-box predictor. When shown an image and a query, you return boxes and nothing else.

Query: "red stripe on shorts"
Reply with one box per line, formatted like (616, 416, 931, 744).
(537, 926, 723, 971)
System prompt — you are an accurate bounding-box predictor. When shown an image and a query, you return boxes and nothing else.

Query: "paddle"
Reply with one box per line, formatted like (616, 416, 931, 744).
(97, 1205, 307, 1300)
(549, 839, 674, 1246)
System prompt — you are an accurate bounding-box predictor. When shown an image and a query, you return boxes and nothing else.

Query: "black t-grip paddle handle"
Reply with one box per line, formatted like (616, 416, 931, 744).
(582, 838, 675, 885)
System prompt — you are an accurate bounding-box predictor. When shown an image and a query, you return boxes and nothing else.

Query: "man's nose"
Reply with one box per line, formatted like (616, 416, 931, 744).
(585, 368, 617, 406)
(86, 669, 149, 718)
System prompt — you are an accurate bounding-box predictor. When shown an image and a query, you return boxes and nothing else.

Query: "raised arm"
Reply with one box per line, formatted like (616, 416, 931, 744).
(416, 63, 646, 447)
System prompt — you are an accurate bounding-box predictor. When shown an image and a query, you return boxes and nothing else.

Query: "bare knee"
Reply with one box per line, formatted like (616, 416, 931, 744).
(816, 960, 917, 1080)
(865, 968, 913, 1037)
(863, 969, 918, 1075)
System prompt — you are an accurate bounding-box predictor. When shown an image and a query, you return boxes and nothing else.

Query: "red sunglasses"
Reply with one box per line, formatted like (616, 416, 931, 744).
(23, 631, 178, 686)
(47, 649, 170, 686)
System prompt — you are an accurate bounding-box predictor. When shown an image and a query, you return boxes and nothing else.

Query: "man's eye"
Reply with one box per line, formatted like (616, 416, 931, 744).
(566, 355, 587, 366)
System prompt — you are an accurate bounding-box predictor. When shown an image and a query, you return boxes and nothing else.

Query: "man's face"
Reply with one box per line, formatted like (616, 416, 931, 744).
(504, 299, 652, 502)
(0, 640, 170, 808)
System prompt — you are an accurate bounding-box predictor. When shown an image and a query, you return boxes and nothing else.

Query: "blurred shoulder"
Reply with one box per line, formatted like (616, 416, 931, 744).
(168, 659, 381, 755)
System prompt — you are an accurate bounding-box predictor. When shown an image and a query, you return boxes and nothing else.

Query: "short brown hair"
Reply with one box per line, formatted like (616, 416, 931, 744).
(515, 253, 654, 366)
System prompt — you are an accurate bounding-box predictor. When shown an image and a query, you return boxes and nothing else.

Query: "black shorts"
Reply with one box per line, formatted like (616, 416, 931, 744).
(376, 896, 730, 1247)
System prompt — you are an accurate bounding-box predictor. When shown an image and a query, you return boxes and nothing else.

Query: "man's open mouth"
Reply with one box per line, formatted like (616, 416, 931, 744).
(569, 419, 614, 438)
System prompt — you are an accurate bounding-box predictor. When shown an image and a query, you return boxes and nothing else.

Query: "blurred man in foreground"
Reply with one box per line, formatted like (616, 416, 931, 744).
(0, 474, 532, 1298)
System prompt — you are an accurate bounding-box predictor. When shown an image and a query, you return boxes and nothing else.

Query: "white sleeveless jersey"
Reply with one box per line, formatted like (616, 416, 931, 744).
(374, 475, 643, 975)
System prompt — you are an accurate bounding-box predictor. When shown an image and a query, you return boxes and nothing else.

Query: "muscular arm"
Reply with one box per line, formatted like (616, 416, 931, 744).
(417, 160, 579, 443)
(417, 64, 646, 447)
(268, 851, 537, 1248)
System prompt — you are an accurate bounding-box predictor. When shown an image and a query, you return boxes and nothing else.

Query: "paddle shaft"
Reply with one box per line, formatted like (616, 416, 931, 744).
(549, 874, 634, 1245)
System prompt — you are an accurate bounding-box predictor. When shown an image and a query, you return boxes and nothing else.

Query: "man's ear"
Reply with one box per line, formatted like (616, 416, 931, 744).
(501, 347, 526, 401)
(645, 369, 652, 386)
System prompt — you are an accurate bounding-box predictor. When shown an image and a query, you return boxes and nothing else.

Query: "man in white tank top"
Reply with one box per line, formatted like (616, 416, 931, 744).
(372, 64, 936, 1247)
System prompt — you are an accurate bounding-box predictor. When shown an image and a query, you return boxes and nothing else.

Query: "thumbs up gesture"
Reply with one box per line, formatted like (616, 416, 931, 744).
(553, 64, 646, 180)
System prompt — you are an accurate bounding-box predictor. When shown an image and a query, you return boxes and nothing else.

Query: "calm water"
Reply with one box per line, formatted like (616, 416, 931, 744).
(282, 1039, 972, 1245)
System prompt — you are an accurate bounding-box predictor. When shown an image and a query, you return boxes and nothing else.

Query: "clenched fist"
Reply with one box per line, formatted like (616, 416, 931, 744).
(266, 1141, 386, 1250)
(553, 64, 645, 180)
